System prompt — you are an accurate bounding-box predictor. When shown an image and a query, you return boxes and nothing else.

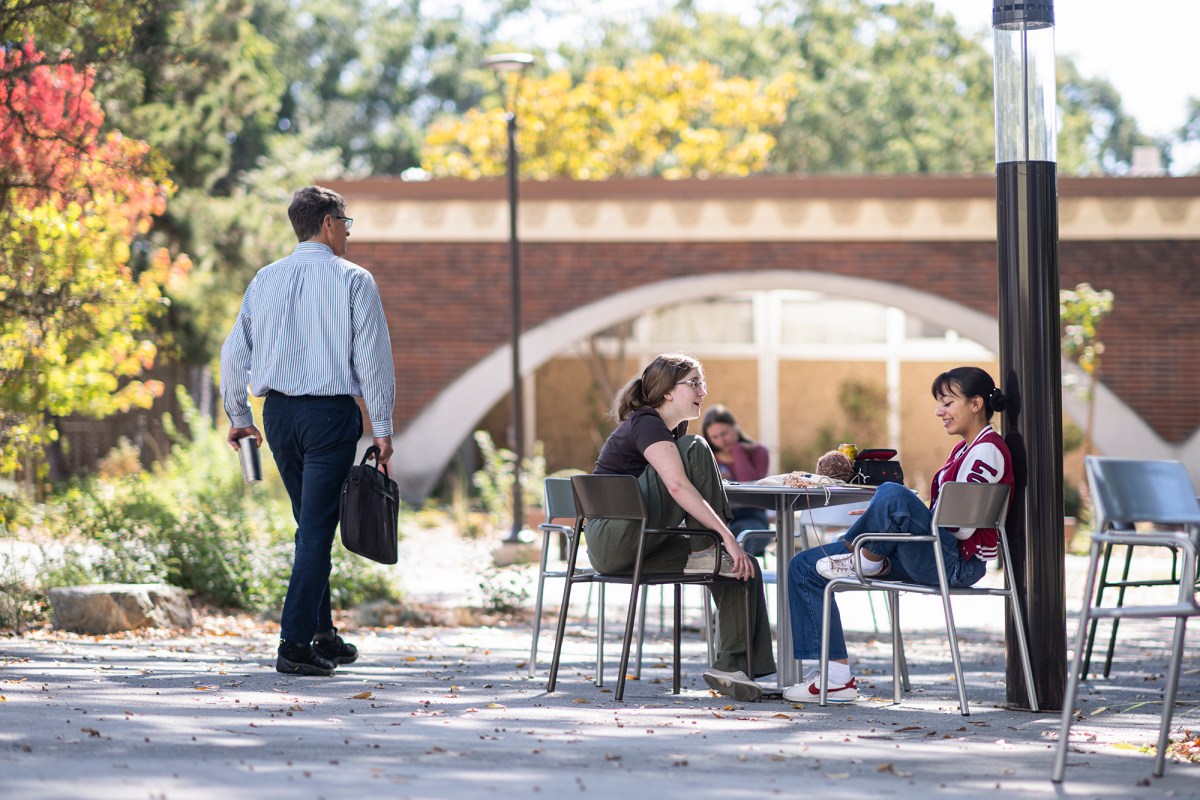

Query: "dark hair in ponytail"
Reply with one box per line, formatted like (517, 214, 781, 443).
(931, 366, 1008, 420)
(612, 352, 702, 421)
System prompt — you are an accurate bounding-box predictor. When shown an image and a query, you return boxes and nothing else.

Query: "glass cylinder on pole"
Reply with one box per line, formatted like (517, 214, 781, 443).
(993, 7, 1057, 164)
(992, 0, 1065, 711)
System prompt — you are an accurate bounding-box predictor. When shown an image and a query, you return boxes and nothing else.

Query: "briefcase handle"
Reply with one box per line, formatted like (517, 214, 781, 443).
(360, 445, 390, 476)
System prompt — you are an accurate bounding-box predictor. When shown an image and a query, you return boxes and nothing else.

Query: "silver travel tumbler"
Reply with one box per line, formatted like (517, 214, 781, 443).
(238, 436, 262, 484)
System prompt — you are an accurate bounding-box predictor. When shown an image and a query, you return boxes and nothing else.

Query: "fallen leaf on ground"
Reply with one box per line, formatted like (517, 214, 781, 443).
(485, 702, 505, 709)
(350, 691, 373, 700)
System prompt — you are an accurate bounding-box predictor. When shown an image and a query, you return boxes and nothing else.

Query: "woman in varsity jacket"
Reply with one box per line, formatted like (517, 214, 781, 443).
(783, 366, 1013, 704)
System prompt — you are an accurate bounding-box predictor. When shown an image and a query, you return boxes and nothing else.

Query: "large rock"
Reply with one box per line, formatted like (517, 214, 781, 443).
(48, 584, 193, 634)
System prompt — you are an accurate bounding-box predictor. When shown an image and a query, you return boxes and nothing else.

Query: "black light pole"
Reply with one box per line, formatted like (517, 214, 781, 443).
(482, 52, 535, 543)
(992, 0, 1066, 711)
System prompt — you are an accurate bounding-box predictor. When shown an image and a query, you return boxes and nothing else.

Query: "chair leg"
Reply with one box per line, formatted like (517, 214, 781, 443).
(1155, 548, 1196, 777)
(616, 582, 642, 702)
(1003, 575, 1040, 712)
(548, 574, 580, 694)
(819, 583, 836, 705)
(1054, 540, 1105, 783)
(743, 581, 753, 683)
(595, 583, 606, 688)
(528, 535, 553, 677)
(673, 584, 683, 694)
(1082, 542, 1115, 677)
(930, 554, 970, 716)
(889, 590, 904, 703)
(635, 584, 649, 680)
(1155, 615, 1188, 777)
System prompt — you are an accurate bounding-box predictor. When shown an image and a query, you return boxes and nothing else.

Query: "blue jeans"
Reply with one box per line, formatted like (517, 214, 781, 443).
(786, 482, 986, 662)
(730, 507, 771, 557)
(263, 393, 362, 644)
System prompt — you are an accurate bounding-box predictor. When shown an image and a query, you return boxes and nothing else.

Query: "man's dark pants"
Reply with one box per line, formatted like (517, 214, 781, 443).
(263, 392, 361, 644)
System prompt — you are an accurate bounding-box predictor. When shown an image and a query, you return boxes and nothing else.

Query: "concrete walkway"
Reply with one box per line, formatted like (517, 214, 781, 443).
(2, 531, 1199, 799)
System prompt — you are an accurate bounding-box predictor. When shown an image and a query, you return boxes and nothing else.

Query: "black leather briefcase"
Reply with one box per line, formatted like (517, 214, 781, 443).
(338, 446, 400, 565)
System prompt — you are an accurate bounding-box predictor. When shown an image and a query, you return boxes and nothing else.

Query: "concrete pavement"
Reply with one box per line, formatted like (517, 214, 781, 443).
(2, 538, 1199, 799)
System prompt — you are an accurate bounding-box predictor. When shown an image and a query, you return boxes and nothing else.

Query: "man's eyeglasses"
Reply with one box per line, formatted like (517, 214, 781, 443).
(335, 215, 354, 232)
(675, 378, 707, 391)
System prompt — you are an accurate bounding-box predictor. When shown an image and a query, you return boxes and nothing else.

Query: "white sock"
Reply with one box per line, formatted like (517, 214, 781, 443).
(858, 552, 885, 575)
(827, 661, 852, 685)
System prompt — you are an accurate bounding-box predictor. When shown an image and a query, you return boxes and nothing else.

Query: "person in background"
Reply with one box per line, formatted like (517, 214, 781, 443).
(702, 405, 772, 556)
(784, 367, 1012, 703)
(220, 185, 396, 677)
(590, 353, 777, 701)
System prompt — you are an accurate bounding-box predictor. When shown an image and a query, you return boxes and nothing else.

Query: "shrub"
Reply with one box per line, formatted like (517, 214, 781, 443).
(8, 389, 403, 622)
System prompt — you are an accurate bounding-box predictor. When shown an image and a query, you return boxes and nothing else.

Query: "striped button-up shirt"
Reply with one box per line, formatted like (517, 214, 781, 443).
(220, 242, 396, 437)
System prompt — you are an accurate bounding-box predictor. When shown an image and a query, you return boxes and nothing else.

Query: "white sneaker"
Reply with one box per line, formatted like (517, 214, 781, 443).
(684, 547, 737, 577)
(782, 670, 859, 703)
(815, 551, 889, 581)
(702, 668, 763, 702)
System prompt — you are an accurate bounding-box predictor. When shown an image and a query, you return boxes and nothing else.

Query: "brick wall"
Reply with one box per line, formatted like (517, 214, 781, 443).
(358, 237, 1199, 446)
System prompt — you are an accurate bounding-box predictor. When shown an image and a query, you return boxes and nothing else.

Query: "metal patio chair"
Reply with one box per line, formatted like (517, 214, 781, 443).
(1054, 457, 1200, 782)
(547, 474, 752, 701)
(817, 481, 1037, 715)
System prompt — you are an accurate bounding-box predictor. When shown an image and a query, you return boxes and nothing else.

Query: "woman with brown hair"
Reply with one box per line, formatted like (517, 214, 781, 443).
(590, 353, 776, 701)
(702, 404, 771, 555)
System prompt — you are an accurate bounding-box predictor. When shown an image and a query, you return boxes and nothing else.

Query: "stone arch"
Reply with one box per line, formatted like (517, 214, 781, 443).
(392, 271, 1178, 501)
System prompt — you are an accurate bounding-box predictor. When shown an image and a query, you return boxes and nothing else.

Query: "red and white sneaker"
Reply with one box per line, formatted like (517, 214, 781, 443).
(783, 672, 858, 703)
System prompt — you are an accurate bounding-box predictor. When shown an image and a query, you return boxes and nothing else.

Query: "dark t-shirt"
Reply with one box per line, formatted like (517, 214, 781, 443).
(594, 407, 689, 477)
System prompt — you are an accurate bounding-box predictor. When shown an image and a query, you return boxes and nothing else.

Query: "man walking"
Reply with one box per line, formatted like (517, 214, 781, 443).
(220, 185, 396, 675)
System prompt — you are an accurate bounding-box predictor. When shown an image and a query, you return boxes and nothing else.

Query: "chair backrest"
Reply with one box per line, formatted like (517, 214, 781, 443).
(569, 474, 647, 522)
(930, 482, 1010, 531)
(1085, 457, 1200, 532)
(543, 477, 577, 522)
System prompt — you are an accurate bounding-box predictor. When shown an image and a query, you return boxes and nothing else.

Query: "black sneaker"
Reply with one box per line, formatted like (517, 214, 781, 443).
(276, 641, 336, 676)
(312, 628, 358, 665)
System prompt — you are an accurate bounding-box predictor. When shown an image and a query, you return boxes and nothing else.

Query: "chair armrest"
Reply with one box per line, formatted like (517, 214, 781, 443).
(1093, 531, 1195, 551)
(645, 526, 722, 549)
(538, 522, 574, 537)
(847, 533, 936, 582)
(737, 529, 777, 547)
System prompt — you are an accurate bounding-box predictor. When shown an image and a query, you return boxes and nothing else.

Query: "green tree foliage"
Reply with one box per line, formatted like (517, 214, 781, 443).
(1057, 57, 1158, 175)
(88, 0, 518, 361)
(0, 42, 189, 475)
(0, 0, 158, 63)
(422, 55, 797, 179)
(541, 0, 1157, 176)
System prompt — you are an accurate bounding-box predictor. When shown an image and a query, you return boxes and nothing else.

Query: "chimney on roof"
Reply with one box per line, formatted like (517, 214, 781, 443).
(1130, 146, 1165, 176)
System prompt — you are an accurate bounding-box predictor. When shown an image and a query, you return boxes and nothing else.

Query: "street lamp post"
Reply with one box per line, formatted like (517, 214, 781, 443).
(991, 0, 1066, 710)
(482, 52, 536, 544)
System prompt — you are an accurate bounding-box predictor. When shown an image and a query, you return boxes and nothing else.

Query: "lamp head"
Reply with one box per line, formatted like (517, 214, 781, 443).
(992, 1, 1054, 29)
(481, 52, 536, 75)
